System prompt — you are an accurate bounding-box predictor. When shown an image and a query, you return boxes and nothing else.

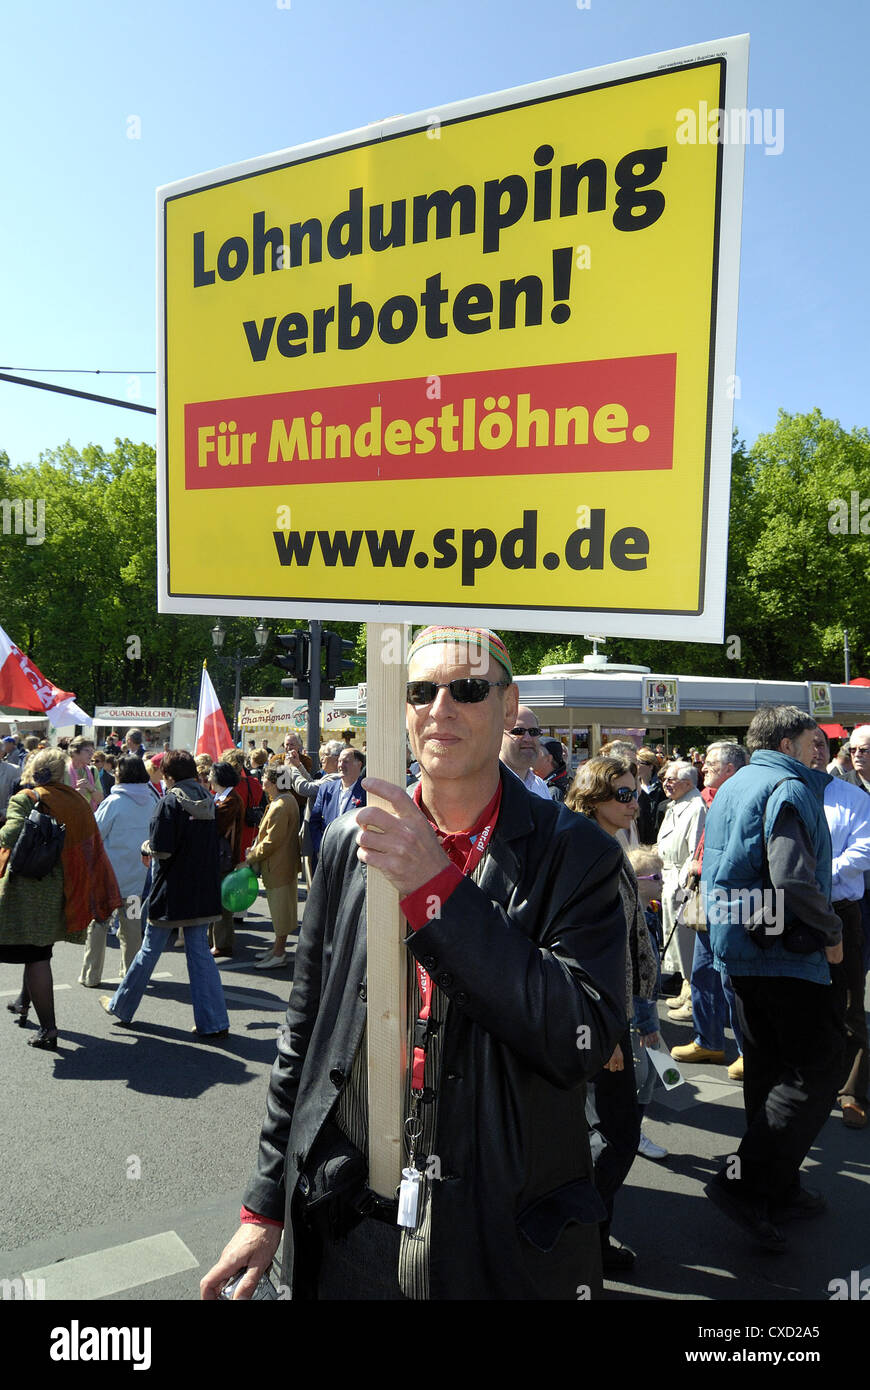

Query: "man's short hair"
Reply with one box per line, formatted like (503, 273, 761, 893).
(117, 755, 150, 785)
(598, 739, 635, 757)
(125, 727, 143, 746)
(323, 739, 344, 757)
(746, 705, 816, 754)
(666, 760, 697, 786)
(164, 749, 197, 781)
(849, 725, 870, 748)
(342, 748, 365, 769)
(706, 741, 749, 772)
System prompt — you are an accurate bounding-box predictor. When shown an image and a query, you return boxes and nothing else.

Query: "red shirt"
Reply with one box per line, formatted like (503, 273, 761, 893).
(399, 781, 502, 930)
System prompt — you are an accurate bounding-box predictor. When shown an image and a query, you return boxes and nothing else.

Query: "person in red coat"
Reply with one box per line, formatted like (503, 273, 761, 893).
(209, 762, 245, 957)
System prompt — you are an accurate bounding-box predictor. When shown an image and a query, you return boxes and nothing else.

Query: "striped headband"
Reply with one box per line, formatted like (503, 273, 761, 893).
(407, 626, 513, 681)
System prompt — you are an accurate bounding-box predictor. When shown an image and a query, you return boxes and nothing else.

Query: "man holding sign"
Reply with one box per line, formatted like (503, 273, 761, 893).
(202, 627, 626, 1300)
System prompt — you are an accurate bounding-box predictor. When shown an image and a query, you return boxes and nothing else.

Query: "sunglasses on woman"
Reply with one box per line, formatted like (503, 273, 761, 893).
(406, 678, 509, 706)
(611, 786, 638, 803)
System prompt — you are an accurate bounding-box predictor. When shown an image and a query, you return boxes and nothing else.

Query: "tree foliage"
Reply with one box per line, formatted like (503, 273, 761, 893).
(503, 413, 870, 682)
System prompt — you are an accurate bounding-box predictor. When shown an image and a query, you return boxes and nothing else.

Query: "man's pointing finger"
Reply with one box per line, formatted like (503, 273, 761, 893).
(361, 776, 415, 813)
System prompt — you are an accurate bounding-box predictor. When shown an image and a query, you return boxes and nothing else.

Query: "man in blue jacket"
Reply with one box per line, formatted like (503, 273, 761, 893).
(308, 747, 366, 862)
(701, 704, 845, 1251)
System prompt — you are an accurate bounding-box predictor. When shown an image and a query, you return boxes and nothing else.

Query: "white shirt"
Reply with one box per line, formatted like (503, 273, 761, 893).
(522, 768, 552, 800)
(824, 778, 870, 902)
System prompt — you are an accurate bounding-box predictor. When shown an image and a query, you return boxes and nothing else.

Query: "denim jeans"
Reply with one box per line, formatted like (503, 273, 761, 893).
(690, 929, 744, 1054)
(110, 921, 229, 1034)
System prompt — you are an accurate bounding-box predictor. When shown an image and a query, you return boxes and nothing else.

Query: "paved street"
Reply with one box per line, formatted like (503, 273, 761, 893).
(607, 991, 870, 1303)
(1, 888, 867, 1305)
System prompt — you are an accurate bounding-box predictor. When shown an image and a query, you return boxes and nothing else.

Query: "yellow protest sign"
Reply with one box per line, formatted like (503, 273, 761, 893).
(158, 36, 747, 640)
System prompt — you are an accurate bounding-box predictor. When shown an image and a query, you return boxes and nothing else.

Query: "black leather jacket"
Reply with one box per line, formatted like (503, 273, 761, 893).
(242, 766, 627, 1299)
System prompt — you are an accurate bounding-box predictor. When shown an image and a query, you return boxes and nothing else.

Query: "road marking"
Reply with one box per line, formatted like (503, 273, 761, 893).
(1, 984, 70, 997)
(684, 1264, 738, 1279)
(22, 1231, 199, 1300)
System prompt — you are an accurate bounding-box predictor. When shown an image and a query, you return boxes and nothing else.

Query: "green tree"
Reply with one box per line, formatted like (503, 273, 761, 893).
(504, 417, 869, 682)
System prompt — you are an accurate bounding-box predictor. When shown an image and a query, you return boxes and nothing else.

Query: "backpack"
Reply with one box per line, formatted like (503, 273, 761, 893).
(8, 790, 66, 879)
(244, 777, 267, 827)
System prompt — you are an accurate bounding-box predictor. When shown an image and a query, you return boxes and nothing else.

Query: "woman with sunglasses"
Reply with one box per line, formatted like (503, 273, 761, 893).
(566, 755, 659, 1273)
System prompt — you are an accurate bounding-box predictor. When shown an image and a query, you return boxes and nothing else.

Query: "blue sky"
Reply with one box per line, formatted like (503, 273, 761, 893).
(1, 0, 867, 465)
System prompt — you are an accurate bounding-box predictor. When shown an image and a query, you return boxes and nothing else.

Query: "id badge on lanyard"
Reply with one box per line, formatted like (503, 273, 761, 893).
(397, 817, 495, 1229)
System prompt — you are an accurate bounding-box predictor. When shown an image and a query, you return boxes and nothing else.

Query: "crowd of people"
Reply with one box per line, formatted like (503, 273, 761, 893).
(1, 656, 868, 1299)
(193, 628, 869, 1300)
(0, 726, 364, 1043)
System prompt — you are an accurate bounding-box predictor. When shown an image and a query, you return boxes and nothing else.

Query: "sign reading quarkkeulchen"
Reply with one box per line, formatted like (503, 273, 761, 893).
(157, 35, 748, 642)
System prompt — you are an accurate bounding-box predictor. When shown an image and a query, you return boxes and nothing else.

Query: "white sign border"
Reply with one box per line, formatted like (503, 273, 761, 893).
(157, 34, 748, 643)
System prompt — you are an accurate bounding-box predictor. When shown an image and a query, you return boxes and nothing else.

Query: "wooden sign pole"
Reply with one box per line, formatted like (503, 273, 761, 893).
(365, 622, 410, 1196)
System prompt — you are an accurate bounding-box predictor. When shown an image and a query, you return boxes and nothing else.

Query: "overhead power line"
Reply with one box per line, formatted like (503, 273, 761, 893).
(0, 367, 156, 375)
(0, 371, 156, 415)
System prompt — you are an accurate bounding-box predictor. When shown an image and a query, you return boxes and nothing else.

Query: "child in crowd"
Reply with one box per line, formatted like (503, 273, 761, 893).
(628, 845, 669, 1160)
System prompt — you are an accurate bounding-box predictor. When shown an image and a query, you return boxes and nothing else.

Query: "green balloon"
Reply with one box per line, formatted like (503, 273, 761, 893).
(221, 865, 259, 913)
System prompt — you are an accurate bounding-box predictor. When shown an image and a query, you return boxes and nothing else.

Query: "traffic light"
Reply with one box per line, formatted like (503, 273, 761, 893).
(321, 629, 355, 700)
(275, 629, 310, 695)
(324, 630, 355, 682)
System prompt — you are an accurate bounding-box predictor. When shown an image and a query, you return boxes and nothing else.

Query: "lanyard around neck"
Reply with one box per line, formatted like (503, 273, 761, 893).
(410, 817, 496, 1090)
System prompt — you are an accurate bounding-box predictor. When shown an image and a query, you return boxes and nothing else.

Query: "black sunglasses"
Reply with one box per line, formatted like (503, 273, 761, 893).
(508, 726, 543, 738)
(612, 786, 638, 803)
(406, 678, 509, 706)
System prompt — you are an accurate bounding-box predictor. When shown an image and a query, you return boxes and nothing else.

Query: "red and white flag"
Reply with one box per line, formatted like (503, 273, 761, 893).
(195, 661, 234, 759)
(0, 625, 91, 726)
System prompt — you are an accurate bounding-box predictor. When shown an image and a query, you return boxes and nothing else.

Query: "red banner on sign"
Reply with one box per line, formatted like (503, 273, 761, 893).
(184, 354, 675, 490)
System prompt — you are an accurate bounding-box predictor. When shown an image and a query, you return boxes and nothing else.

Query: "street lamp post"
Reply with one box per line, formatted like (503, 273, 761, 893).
(211, 621, 270, 742)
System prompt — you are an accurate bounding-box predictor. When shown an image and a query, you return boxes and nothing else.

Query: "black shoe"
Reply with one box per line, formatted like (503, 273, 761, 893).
(660, 972, 683, 997)
(705, 1173, 787, 1252)
(27, 1027, 59, 1051)
(601, 1239, 636, 1273)
(769, 1185, 827, 1222)
(7, 1000, 29, 1027)
(191, 1027, 229, 1041)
